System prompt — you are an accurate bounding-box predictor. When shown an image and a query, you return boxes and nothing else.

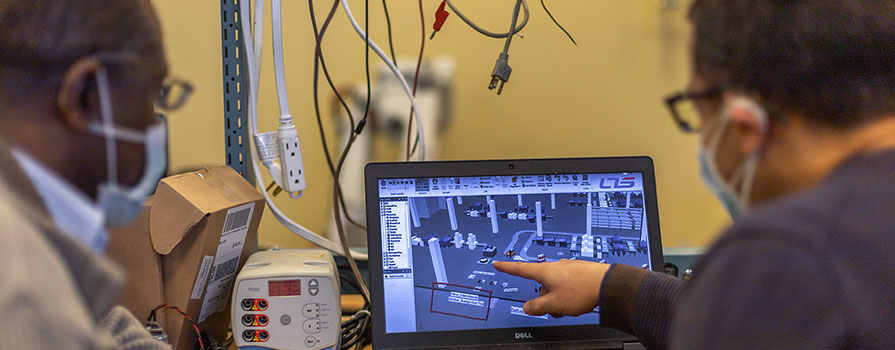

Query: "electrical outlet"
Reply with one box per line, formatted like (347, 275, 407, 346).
(277, 117, 307, 195)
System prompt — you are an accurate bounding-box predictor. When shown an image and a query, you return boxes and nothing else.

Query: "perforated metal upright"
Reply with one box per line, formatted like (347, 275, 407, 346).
(221, 0, 252, 182)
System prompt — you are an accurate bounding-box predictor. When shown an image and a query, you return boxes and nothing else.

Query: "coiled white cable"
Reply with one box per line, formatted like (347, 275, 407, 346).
(240, 0, 367, 259)
(340, 0, 427, 161)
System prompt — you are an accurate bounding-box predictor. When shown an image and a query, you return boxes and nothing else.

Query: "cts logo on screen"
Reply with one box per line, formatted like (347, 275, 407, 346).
(599, 176, 636, 189)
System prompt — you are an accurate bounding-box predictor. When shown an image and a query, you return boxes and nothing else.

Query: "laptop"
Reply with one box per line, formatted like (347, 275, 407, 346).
(364, 157, 663, 349)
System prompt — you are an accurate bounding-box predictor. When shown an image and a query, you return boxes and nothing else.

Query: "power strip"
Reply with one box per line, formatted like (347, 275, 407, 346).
(277, 116, 306, 198)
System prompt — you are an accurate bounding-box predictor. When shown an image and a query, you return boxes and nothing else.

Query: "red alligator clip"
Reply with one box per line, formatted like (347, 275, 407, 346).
(430, 0, 450, 40)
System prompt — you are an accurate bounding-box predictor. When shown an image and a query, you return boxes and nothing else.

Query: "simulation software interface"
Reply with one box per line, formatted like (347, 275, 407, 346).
(377, 173, 653, 333)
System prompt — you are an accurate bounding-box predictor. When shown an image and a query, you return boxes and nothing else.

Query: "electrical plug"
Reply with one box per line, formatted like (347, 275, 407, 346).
(489, 52, 512, 95)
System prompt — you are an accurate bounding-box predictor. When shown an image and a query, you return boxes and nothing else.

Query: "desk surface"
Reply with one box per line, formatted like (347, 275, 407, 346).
(229, 295, 372, 349)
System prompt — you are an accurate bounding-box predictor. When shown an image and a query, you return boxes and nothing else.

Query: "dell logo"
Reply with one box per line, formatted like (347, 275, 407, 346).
(515, 332, 533, 339)
(599, 177, 636, 189)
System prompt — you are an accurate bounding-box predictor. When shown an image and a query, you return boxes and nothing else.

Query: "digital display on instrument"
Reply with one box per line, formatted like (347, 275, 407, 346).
(268, 279, 301, 296)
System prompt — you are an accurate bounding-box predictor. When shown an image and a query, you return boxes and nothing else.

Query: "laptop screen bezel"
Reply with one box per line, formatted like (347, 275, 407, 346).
(364, 157, 664, 349)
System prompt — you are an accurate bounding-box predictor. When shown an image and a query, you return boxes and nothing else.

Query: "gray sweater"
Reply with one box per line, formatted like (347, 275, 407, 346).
(599, 149, 895, 349)
(0, 140, 170, 350)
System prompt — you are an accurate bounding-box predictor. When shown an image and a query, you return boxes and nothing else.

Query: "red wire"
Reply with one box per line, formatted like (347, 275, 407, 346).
(152, 304, 205, 349)
(405, 0, 426, 161)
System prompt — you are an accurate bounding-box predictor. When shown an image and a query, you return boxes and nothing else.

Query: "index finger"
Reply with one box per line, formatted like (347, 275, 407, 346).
(493, 261, 545, 282)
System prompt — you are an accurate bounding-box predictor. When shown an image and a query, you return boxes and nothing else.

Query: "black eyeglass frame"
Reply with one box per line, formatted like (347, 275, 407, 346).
(157, 78, 194, 112)
(94, 54, 193, 113)
(663, 87, 724, 133)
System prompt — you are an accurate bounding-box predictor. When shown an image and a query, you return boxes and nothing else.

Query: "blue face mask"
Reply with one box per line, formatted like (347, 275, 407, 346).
(698, 97, 766, 220)
(90, 67, 168, 228)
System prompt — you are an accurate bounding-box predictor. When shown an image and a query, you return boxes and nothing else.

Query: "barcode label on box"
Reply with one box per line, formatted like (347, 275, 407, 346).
(218, 203, 254, 258)
(223, 206, 251, 232)
(198, 202, 255, 323)
(191, 256, 214, 299)
(212, 256, 239, 282)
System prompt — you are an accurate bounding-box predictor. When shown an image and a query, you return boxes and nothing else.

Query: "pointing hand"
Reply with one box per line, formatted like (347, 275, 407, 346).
(494, 259, 610, 318)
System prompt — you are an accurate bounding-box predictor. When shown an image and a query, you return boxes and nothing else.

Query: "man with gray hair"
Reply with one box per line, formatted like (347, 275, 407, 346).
(0, 1, 184, 348)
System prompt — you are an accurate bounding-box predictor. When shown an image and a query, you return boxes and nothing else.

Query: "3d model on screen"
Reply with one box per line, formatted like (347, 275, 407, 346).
(383, 174, 652, 333)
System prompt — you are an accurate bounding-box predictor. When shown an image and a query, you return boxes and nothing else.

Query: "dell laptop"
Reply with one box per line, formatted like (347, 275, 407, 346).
(364, 157, 663, 349)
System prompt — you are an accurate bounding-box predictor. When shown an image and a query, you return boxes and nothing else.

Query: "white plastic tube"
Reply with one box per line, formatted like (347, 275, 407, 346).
(240, 0, 367, 259)
(340, 0, 427, 161)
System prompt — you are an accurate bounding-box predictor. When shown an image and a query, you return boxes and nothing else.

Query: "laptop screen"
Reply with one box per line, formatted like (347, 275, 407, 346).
(375, 172, 654, 334)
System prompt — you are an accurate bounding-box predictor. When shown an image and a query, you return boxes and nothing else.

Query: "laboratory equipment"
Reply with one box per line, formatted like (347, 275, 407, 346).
(232, 249, 341, 350)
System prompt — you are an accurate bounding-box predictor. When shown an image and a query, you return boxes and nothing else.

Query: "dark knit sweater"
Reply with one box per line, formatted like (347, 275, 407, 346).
(598, 149, 895, 349)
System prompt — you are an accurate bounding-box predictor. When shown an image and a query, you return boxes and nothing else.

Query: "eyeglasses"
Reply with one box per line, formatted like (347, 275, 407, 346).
(90, 52, 192, 113)
(156, 78, 193, 112)
(663, 87, 723, 133)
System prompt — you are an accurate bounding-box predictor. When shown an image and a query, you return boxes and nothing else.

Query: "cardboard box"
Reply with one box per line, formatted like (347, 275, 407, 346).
(108, 166, 264, 349)
(108, 198, 164, 327)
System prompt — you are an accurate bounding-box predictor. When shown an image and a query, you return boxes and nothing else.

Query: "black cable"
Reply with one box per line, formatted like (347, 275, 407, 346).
(332, 120, 368, 299)
(362, 313, 373, 348)
(342, 318, 365, 341)
(341, 326, 362, 349)
(330, 0, 372, 299)
(340, 312, 371, 350)
(342, 313, 364, 340)
(361, 0, 372, 127)
(382, 0, 398, 67)
(541, 0, 577, 46)
(355, 315, 370, 350)
(310, 1, 354, 165)
(339, 270, 370, 307)
(327, 91, 373, 350)
(307, 3, 371, 349)
(310, 5, 338, 174)
(336, 255, 372, 348)
(333, 136, 373, 349)
(310, 0, 367, 230)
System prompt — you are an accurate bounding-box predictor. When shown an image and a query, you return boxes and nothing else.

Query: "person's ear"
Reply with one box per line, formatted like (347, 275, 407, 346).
(57, 57, 102, 132)
(722, 94, 768, 155)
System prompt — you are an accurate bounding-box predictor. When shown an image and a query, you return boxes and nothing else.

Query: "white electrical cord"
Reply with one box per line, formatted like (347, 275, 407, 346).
(271, 0, 290, 116)
(240, 0, 368, 260)
(251, 0, 263, 91)
(445, 0, 529, 38)
(340, 0, 427, 161)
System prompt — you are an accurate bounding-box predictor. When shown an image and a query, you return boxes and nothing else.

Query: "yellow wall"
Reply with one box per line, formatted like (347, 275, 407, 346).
(151, 0, 729, 249)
